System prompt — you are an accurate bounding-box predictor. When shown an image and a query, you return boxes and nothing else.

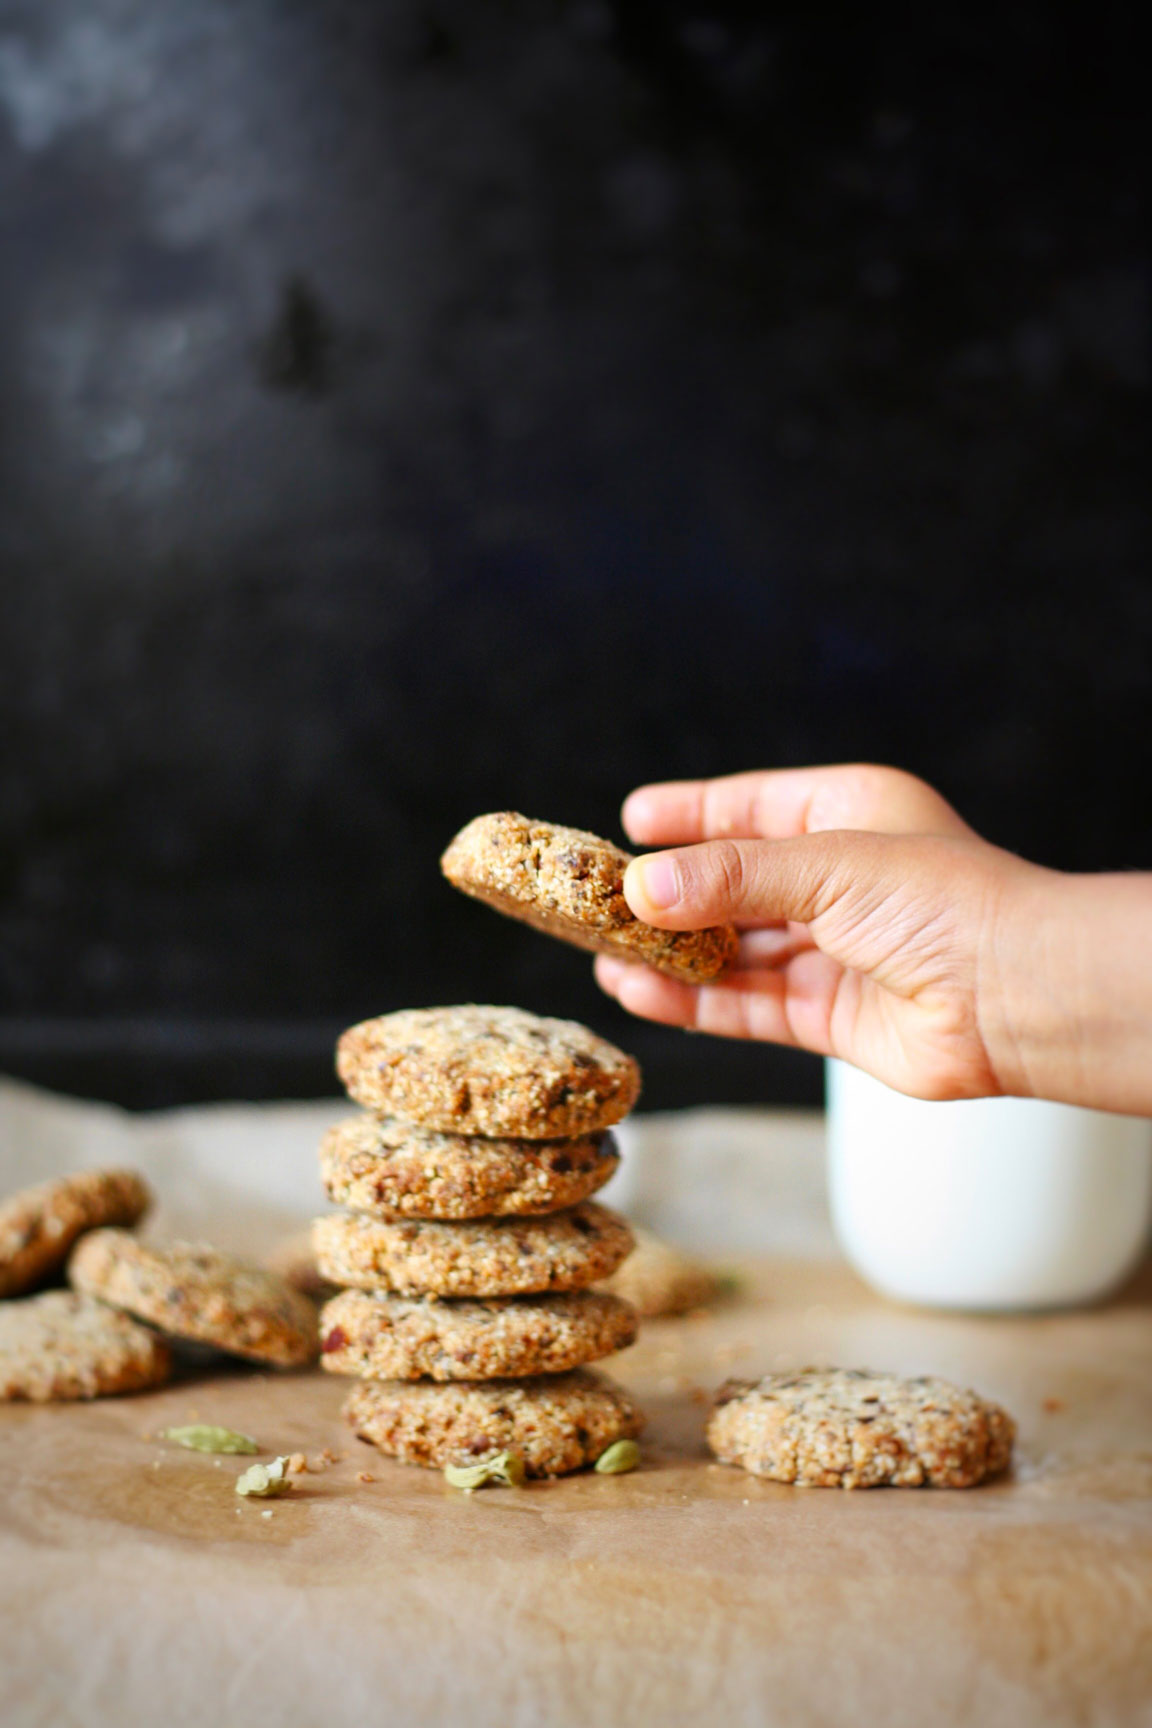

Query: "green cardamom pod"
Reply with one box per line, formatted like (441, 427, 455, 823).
(594, 1439, 641, 1475)
(236, 1456, 294, 1498)
(162, 1424, 260, 1455)
(443, 1449, 526, 1491)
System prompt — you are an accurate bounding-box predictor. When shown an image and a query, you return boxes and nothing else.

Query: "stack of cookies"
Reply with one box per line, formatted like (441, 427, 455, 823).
(315, 1003, 646, 1477)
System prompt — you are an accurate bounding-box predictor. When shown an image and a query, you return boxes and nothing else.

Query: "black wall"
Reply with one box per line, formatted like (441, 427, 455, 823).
(1, 2, 1146, 1108)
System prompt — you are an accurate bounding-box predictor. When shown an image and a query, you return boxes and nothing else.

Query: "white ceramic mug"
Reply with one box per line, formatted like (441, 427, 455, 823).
(825, 1058, 1152, 1310)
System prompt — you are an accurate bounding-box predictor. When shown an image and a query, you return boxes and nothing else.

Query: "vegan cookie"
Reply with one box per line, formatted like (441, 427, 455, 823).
(336, 1005, 641, 1139)
(441, 812, 739, 983)
(0, 1290, 173, 1401)
(69, 1231, 319, 1368)
(707, 1367, 1016, 1489)
(312, 1201, 634, 1298)
(319, 1288, 638, 1381)
(320, 1114, 620, 1220)
(344, 1367, 644, 1476)
(0, 1168, 152, 1299)
(598, 1227, 722, 1317)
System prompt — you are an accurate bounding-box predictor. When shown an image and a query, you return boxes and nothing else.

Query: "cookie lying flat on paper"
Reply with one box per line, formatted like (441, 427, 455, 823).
(707, 1367, 1015, 1489)
(320, 1113, 620, 1220)
(441, 812, 738, 983)
(313, 1201, 634, 1299)
(69, 1231, 319, 1368)
(0, 1168, 152, 1299)
(598, 1227, 722, 1318)
(336, 1005, 641, 1139)
(344, 1367, 644, 1476)
(0, 1290, 172, 1401)
(319, 1288, 637, 1381)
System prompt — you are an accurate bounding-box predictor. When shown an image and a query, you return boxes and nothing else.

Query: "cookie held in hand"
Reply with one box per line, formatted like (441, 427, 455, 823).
(442, 812, 738, 982)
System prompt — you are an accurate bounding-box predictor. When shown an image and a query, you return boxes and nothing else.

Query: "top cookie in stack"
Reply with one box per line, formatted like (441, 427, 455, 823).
(318, 1004, 646, 1476)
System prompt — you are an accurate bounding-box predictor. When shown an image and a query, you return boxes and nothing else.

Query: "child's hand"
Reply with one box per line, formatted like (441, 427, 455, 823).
(594, 765, 1152, 1113)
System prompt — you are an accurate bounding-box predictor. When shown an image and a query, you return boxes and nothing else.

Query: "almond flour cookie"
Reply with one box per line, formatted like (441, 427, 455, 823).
(69, 1231, 319, 1368)
(707, 1368, 1016, 1489)
(598, 1227, 722, 1318)
(0, 1290, 172, 1401)
(313, 1202, 634, 1299)
(0, 1168, 152, 1299)
(344, 1367, 644, 1476)
(320, 1113, 620, 1220)
(442, 812, 738, 983)
(319, 1112, 621, 1223)
(337, 1005, 641, 1139)
(319, 1288, 637, 1381)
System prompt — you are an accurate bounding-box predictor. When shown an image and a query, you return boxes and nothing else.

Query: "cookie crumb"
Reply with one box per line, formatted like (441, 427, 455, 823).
(356, 1470, 375, 1484)
(285, 1452, 309, 1474)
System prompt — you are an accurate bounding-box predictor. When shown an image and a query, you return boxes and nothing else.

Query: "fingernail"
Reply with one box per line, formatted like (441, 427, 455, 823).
(630, 854, 679, 911)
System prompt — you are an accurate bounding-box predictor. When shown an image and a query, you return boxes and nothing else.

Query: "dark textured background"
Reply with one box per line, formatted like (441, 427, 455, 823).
(0, 2, 1146, 1109)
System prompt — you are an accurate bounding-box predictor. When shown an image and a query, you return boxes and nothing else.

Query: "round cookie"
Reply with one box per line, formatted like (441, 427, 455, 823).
(312, 1202, 634, 1298)
(68, 1231, 319, 1368)
(707, 1368, 1016, 1490)
(441, 812, 739, 983)
(0, 1168, 152, 1299)
(0, 1290, 173, 1401)
(319, 1288, 638, 1381)
(320, 1114, 619, 1220)
(344, 1367, 645, 1476)
(336, 1005, 641, 1139)
(598, 1227, 722, 1317)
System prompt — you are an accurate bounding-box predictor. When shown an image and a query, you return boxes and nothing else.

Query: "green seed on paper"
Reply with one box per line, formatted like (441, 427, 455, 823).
(236, 1457, 294, 1498)
(162, 1424, 260, 1455)
(443, 1450, 526, 1492)
(594, 1439, 641, 1475)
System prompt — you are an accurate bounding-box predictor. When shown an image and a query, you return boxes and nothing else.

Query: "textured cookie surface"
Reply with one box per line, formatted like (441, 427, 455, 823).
(0, 1290, 172, 1401)
(337, 1005, 641, 1139)
(0, 1168, 152, 1299)
(598, 1227, 721, 1317)
(442, 812, 739, 983)
(319, 1288, 637, 1381)
(313, 1202, 634, 1298)
(320, 1114, 619, 1220)
(344, 1367, 644, 1476)
(707, 1368, 1015, 1489)
(69, 1231, 319, 1367)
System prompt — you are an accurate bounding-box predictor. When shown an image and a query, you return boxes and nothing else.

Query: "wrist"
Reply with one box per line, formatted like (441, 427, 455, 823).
(987, 862, 1152, 1114)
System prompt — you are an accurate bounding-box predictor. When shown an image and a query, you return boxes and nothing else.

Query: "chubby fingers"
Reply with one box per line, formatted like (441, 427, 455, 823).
(622, 832, 859, 932)
(593, 950, 845, 1050)
(622, 764, 973, 846)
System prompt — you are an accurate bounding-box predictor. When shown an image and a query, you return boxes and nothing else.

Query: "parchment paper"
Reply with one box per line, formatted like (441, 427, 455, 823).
(1, 1076, 1150, 1728)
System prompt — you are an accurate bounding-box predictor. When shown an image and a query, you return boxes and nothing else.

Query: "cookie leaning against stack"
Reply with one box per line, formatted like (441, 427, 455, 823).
(318, 1004, 646, 1476)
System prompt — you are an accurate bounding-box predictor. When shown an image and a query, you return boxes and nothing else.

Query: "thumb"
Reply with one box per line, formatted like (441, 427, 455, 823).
(622, 831, 917, 930)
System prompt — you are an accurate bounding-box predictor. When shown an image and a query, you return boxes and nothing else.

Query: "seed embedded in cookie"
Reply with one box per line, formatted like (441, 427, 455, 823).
(441, 811, 739, 983)
(0, 1290, 173, 1401)
(313, 1201, 634, 1298)
(344, 1367, 644, 1476)
(319, 1113, 621, 1220)
(0, 1168, 152, 1299)
(318, 1287, 638, 1381)
(336, 1004, 641, 1139)
(707, 1367, 1016, 1489)
(68, 1230, 319, 1368)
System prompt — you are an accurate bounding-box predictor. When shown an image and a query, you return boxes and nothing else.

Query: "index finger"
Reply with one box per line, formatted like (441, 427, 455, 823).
(621, 765, 972, 845)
